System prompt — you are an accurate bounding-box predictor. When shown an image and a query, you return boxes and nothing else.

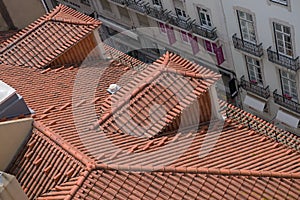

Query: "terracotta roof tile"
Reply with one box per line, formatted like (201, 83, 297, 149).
(2, 42, 300, 199)
(7, 127, 86, 199)
(0, 4, 100, 69)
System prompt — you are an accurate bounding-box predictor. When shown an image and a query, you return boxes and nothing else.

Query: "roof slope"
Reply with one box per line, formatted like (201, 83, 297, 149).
(7, 125, 87, 199)
(0, 4, 100, 69)
(96, 52, 220, 138)
(3, 48, 300, 199)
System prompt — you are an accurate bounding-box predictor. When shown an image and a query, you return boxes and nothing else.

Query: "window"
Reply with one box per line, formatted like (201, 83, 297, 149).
(280, 70, 298, 101)
(274, 23, 293, 57)
(80, 0, 90, 6)
(197, 7, 212, 28)
(237, 11, 256, 43)
(175, 8, 186, 18)
(246, 56, 263, 86)
(152, 0, 162, 6)
(270, 0, 288, 6)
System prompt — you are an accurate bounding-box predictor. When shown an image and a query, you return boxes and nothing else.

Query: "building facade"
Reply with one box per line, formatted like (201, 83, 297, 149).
(66, 0, 238, 105)
(39, 0, 300, 134)
(222, 0, 300, 134)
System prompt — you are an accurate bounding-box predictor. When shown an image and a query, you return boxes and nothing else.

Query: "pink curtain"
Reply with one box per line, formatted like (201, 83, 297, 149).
(166, 25, 176, 45)
(188, 34, 200, 55)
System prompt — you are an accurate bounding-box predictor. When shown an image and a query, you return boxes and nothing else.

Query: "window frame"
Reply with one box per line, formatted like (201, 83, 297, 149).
(245, 56, 264, 86)
(197, 7, 213, 28)
(237, 10, 257, 44)
(279, 70, 298, 101)
(273, 22, 293, 57)
(270, 0, 288, 6)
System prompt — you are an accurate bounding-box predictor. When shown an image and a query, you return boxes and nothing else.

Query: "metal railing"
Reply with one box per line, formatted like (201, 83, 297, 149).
(110, 0, 218, 40)
(232, 34, 263, 57)
(273, 90, 300, 114)
(167, 14, 192, 31)
(127, 0, 149, 13)
(147, 7, 170, 22)
(240, 76, 270, 99)
(109, 0, 127, 5)
(267, 47, 300, 71)
(191, 24, 217, 41)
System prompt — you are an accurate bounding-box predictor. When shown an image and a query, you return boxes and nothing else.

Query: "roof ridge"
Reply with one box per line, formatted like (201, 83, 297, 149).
(49, 4, 100, 26)
(94, 164, 300, 179)
(33, 121, 93, 165)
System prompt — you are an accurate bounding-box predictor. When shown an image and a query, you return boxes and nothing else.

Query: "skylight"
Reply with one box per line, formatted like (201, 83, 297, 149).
(0, 80, 15, 104)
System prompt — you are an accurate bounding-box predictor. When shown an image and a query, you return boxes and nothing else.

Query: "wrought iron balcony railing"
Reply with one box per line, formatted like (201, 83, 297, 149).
(147, 7, 170, 22)
(240, 76, 270, 99)
(191, 23, 217, 41)
(232, 34, 263, 57)
(167, 14, 192, 31)
(127, 0, 149, 13)
(273, 90, 300, 114)
(110, 0, 218, 40)
(109, 0, 128, 6)
(267, 47, 300, 71)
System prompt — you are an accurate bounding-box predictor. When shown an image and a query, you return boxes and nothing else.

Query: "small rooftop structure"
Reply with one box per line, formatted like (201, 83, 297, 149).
(0, 80, 33, 119)
(0, 171, 28, 200)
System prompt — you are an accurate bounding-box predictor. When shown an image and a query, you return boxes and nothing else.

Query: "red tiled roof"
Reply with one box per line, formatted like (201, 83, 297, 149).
(0, 4, 100, 69)
(3, 46, 300, 199)
(96, 52, 220, 138)
(7, 124, 86, 199)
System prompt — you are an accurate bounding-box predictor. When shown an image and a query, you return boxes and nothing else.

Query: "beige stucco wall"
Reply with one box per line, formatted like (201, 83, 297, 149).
(0, 172, 29, 200)
(3, 0, 45, 29)
(0, 118, 33, 171)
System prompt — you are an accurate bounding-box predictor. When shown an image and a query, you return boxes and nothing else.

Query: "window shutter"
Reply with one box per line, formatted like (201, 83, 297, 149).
(204, 40, 212, 52)
(216, 46, 225, 65)
(166, 25, 176, 45)
(159, 22, 166, 33)
(188, 34, 200, 55)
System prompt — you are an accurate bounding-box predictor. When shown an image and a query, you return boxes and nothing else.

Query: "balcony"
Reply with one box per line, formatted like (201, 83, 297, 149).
(240, 76, 270, 99)
(273, 90, 300, 114)
(146, 7, 170, 22)
(191, 23, 217, 41)
(109, 0, 127, 6)
(232, 34, 263, 57)
(127, 0, 149, 14)
(267, 47, 300, 71)
(167, 14, 192, 31)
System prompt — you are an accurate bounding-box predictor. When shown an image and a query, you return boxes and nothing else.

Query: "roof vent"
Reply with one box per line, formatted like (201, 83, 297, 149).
(107, 84, 121, 94)
(0, 80, 34, 119)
